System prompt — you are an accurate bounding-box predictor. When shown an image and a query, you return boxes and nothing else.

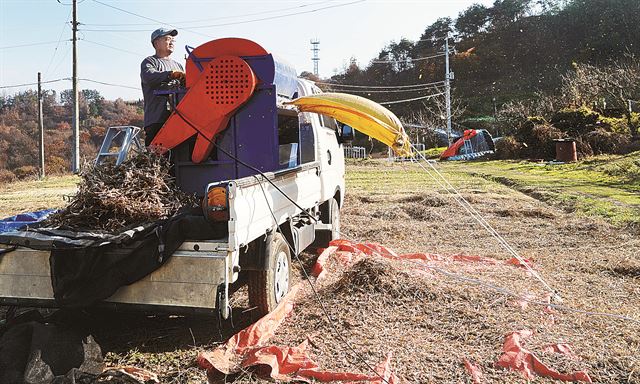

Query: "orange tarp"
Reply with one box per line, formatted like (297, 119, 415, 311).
(496, 330, 592, 383)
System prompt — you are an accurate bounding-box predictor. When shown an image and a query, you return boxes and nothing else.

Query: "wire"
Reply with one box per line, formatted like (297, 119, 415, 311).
(81, 39, 140, 56)
(0, 41, 61, 50)
(88, 0, 212, 39)
(338, 230, 640, 325)
(79, 78, 139, 90)
(315, 80, 445, 89)
(44, 11, 73, 77)
(405, 144, 561, 300)
(325, 85, 443, 94)
(86, 0, 365, 33)
(0, 78, 68, 90)
(254, 180, 391, 384)
(371, 51, 451, 64)
(380, 92, 444, 105)
(83, 0, 337, 26)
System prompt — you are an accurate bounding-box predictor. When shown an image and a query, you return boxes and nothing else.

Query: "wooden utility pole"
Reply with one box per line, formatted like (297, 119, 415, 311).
(37, 72, 45, 179)
(72, 0, 80, 172)
(444, 34, 452, 146)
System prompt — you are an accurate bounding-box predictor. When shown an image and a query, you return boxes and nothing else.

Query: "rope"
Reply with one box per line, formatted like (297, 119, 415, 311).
(338, 230, 640, 325)
(254, 178, 391, 384)
(407, 143, 561, 300)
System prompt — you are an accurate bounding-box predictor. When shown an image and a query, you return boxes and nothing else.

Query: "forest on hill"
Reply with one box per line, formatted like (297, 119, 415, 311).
(1, 0, 639, 179)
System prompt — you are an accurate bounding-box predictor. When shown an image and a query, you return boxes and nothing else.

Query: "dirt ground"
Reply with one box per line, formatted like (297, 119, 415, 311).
(1, 161, 638, 383)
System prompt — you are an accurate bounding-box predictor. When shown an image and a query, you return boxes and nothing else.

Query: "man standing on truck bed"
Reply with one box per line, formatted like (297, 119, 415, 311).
(141, 28, 185, 146)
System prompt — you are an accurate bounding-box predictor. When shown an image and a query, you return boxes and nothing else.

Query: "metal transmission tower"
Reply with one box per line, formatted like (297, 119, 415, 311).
(311, 39, 320, 76)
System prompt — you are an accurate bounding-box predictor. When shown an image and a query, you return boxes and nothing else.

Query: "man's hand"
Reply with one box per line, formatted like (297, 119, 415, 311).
(169, 70, 186, 81)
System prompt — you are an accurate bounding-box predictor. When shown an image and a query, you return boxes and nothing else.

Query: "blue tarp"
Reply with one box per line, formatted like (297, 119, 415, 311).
(0, 209, 57, 233)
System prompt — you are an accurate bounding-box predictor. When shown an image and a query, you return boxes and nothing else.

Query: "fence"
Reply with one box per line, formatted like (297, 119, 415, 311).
(344, 146, 367, 159)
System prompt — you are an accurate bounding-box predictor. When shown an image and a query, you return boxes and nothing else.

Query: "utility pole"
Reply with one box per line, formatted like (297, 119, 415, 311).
(72, 0, 80, 173)
(311, 39, 320, 76)
(37, 72, 45, 179)
(444, 34, 453, 146)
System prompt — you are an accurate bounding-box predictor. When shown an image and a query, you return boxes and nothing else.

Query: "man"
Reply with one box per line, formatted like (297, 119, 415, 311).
(141, 28, 185, 146)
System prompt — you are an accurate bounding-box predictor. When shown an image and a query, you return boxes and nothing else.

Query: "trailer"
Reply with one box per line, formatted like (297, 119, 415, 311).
(0, 38, 350, 318)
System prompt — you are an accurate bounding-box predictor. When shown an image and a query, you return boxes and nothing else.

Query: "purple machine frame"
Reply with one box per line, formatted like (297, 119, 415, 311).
(167, 53, 299, 196)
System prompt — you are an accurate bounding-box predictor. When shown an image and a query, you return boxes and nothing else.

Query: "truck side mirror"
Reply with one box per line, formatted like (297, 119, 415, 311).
(339, 124, 355, 144)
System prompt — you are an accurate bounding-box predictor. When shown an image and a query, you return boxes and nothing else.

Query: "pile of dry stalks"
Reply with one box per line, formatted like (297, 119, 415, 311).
(46, 151, 195, 232)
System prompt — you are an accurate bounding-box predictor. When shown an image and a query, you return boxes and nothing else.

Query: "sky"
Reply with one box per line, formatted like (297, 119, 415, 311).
(0, 0, 494, 101)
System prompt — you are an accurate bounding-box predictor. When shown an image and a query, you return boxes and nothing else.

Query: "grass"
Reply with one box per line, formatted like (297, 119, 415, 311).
(2, 151, 639, 230)
(0, 175, 78, 218)
(442, 151, 640, 230)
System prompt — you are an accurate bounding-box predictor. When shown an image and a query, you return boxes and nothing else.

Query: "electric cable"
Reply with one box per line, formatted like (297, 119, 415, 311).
(0, 41, 61, 50)
(81, 39, 140, 56)
(371, 51, 451, 64)
(314, 80, 445, 89)
(86, 0, 365, 33)
(83, 0, 338, 26)
(380, 92, 445, 105)
(0, 78, 68, 90)
(44, 10, 73, 77)
(325, 85, 443, 94)
(79, 78, 139, 90)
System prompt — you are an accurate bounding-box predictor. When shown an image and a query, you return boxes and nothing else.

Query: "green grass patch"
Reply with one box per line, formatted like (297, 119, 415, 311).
(443, 152, 640, 230)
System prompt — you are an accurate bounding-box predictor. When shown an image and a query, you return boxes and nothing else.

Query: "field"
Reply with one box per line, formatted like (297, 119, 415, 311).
(0, 155, 639, 383)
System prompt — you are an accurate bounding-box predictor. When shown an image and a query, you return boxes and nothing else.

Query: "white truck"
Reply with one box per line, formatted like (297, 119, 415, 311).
(0, 39, 352, 319)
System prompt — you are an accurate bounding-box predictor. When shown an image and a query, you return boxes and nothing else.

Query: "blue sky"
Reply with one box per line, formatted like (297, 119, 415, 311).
(0, 0, 493, 100)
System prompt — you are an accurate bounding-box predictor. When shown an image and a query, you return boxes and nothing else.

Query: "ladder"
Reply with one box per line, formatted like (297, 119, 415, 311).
(95, 126, 143, 166)
(463, 139, 473, 155)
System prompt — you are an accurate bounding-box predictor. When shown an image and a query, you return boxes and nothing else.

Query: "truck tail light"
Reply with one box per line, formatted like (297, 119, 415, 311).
(204, 186, 229, 221)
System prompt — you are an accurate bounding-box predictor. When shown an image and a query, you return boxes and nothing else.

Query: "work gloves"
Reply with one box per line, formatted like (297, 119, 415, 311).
(169, 70, 186, 82)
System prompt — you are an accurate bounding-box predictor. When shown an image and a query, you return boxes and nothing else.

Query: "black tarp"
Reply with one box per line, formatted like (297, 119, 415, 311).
(0, 209, 225, 308)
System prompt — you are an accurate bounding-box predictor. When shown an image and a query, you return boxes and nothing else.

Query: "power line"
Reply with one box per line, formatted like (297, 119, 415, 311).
(79, 78, 139, 90)
(83, 0, 336, 26)
(326, 85, 443, 94)
(0, 78, 69, 90)
(380, 92, 445, 105)
(0, 41, 61, 50)
(44, 11, 73, 78)
(81, 39, 140, 56)
(88, 0, 212, 38)
(84, 0, 366, 32)
(371, 51, 450, 64)
(315, 80, 445, 89)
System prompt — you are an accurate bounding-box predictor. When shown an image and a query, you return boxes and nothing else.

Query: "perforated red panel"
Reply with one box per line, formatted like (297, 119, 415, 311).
(204, 56, 255, 107)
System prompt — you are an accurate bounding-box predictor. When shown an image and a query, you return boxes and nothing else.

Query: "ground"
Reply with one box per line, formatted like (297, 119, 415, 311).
(0, 156, 638, 383)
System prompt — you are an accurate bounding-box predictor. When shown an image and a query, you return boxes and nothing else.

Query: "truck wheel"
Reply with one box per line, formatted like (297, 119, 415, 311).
(315, 197, 340, 248)
(248, 233, 291, 317)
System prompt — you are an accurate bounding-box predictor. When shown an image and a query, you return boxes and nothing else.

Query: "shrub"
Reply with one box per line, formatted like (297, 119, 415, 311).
(0, 169, 16, 184)
(518, 122, 564, 159)
(575, 137, 594, 159)
(585, 129, 632, 155)
(550, 106, 600, 136)
(494, 136, 522, 159)
(13, 165, 38, 179)
(45, 156, 69, 175)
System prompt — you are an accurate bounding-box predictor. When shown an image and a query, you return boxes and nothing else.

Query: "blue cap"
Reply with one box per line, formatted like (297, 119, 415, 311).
(151, 28, 177, 43)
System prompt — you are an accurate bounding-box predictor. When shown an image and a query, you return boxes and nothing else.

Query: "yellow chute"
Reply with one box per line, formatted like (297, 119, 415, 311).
(286, 93, 412, 156)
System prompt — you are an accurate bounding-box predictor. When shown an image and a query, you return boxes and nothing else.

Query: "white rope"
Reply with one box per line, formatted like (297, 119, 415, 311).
(338, 230, 640, 325)
(406, 144, 561, 300)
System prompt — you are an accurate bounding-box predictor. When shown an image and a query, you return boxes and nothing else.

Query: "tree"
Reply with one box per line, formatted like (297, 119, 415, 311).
(455, 4, 492, 38)
(491, 0, 533, 26)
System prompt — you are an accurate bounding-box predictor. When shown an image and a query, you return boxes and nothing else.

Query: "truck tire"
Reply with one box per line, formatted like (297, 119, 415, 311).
(314, 197, 340, 248)
(248, 233, 291, 318)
